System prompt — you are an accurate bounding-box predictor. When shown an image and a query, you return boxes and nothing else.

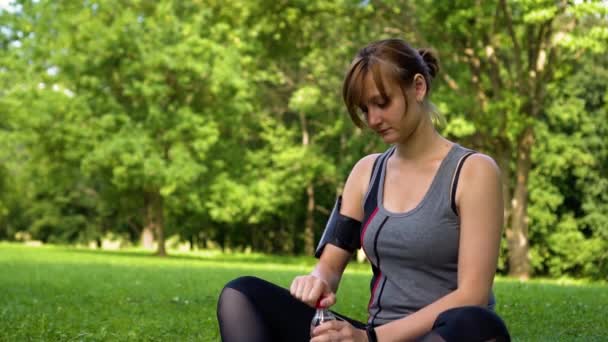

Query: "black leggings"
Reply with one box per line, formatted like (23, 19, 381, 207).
(217, 276, 510, 342)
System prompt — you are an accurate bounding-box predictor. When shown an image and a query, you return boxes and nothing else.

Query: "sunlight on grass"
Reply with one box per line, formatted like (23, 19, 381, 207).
(1, 243, 606, 341)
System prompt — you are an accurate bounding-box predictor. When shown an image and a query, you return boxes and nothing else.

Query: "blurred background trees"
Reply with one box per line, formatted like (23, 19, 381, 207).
(0, 0, 606, 279)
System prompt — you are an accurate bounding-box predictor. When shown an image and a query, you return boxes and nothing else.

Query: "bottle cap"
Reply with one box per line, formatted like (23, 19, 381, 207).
(315, 297, 324, 309)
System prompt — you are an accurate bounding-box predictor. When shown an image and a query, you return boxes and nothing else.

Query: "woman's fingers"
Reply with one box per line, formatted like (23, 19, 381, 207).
(308, 279, 325, 304)
(302, 279, 315, 305)
(290, 276, 304, 299)
(295, 277, 307, 300)
(311, 320, 362, 342)
(311, 320, 348, 339)
(290, 275, 335, 307)
(310, 330, 341, 342)
(289, 276, 298, 294)
(320, 292, 337, 308)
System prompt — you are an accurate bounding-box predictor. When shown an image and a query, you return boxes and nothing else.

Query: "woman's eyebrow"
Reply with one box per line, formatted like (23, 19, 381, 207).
(367, 94, 387, 103)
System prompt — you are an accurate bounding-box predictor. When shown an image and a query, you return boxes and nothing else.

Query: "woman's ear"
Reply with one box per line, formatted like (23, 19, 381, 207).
(414, 73, 427, 103)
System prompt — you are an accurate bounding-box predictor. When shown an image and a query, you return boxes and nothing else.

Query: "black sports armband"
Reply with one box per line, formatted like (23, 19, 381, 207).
(314, 196, 362, 258)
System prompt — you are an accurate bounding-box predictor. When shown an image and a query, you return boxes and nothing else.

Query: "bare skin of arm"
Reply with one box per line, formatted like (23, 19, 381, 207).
(290, 154, 379, 308)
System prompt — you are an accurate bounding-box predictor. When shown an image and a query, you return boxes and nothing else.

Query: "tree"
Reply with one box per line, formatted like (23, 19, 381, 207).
(528, 52, 608, 278)
(204, 0, 379, 254)
(419, 0, 608, 278)
(2, 1, 256, 255)
(1, 0, 606, 276)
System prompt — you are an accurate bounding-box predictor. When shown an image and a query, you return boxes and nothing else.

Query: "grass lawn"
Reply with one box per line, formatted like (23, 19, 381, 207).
(0, 243, 606, 341)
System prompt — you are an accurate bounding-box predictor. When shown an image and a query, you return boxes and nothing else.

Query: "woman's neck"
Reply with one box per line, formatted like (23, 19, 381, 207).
(393, 115, 450, 162)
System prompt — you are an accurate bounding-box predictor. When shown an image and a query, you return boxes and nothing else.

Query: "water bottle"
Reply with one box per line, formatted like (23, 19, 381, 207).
(310, 297, 337, 336)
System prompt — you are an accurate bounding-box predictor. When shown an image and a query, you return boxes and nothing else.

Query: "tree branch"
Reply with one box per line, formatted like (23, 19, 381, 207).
(463, 42, 488, 115)
(499, 0, 524, 88)
(482, 32, 503, 98)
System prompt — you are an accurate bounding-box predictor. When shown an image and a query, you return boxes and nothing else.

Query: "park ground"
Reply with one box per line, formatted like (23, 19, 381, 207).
(1, 243, 606, 341)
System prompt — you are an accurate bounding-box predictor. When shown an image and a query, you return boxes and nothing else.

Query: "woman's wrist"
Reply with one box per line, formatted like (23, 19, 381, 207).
(365, 325, 378, 342)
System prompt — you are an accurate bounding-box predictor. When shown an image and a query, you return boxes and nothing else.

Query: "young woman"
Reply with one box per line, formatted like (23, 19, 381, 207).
(217, 38, 510, 342)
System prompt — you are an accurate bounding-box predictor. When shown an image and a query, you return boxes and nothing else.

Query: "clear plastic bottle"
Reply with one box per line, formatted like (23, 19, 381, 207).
(310, 298, 337, 336)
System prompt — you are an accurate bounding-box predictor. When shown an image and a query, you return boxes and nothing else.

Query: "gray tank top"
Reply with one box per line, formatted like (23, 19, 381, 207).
(360, 144, 496, 327)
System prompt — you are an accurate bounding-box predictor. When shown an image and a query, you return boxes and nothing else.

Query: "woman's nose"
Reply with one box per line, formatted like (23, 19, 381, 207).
(367, 107, 382, 127)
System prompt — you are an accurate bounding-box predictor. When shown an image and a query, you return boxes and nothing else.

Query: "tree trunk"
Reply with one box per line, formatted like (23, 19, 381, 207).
(506, 126, 534, 279)
(144, 191, 166, 256)
(304, 182, 315, 255)
(495, 139, 512, 273)
(495, 139, 513, 233)
(141, 227, 154, 250)
(189, 234, 195, 251)
(497, 143, 512, 222)
(299, 110, 315, 255)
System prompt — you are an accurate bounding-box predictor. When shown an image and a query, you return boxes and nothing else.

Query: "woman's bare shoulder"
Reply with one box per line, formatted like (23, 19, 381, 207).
(457, 152, 502, 203)
(340, 153, 383, 220)
(350, 153, 383, 183)
(461, 153, 501, 178)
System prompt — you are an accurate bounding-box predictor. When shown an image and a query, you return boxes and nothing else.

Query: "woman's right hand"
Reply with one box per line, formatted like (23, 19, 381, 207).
(289, 274, 337, 308)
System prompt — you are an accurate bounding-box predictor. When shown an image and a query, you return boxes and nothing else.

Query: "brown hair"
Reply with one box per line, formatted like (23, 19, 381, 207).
(342, 38, 441, 128)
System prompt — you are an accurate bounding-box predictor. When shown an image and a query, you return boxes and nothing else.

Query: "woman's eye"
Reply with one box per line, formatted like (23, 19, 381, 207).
(377, 100, 389, 108)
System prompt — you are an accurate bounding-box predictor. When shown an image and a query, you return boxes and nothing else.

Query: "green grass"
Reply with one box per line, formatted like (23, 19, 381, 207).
(0, 243, 606, 341)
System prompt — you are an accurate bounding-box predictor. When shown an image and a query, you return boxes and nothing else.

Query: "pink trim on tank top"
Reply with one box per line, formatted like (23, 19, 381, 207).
(360, 207, 379, 252)
(368, 272, 382, 310)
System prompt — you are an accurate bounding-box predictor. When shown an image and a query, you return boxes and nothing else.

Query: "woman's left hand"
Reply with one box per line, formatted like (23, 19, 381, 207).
(310, 320, 368, 342)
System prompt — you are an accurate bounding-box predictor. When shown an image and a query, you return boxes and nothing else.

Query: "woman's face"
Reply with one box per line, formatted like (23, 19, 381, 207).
(360, 71, 425, 144)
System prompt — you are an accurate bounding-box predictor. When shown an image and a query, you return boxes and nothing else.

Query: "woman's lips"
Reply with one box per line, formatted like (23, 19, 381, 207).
(379, 128, 391, 136)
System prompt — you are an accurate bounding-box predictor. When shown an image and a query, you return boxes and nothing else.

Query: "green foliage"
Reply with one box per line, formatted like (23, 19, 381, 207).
(528, 55, 608, 278)
(0, 0, 607, 277)
(420, 0, 607, 278)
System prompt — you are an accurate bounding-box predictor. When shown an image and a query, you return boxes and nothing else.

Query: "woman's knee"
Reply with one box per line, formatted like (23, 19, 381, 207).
(218, 276, 265, 316)
(219, 276, 264, 302)
(435, 306, 503, 324)
(222, 276, 267, 295)
(432, 306, 510, 342)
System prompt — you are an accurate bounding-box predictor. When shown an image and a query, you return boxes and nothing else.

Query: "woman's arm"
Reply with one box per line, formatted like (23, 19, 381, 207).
(375, 153, 504, 341)
(291, 154, 379, 307)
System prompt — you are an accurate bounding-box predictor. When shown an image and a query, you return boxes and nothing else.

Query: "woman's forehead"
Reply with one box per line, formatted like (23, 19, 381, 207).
(361, 70, 395, 102)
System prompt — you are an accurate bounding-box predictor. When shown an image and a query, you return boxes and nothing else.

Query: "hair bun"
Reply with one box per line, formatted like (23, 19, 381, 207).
(418, 48, 439, 79)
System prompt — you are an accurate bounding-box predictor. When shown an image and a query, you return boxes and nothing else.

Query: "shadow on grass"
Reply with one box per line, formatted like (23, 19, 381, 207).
(64, 246, 319, 266)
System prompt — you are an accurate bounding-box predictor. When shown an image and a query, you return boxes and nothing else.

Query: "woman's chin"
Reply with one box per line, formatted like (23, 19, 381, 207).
(379, 132, 398, 144)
